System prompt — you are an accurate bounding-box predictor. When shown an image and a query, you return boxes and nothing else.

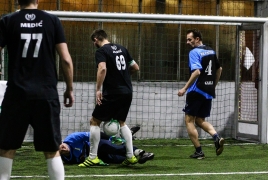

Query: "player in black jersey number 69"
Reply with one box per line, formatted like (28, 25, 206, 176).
(178, 29, 224, 159)
(0, 0, 74, 179)
(78, 29, 140, 168)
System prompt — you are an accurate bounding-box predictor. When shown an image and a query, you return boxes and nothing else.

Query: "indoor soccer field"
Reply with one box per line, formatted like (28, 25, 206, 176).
(2, 1, 268, 179)
(12, 139, 268, 180)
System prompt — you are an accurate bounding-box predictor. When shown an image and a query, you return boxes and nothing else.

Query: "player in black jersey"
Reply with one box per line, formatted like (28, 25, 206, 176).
(78, 29, 139, 167)
(0, 0, 74, 179)
(178, 29, 224, 159)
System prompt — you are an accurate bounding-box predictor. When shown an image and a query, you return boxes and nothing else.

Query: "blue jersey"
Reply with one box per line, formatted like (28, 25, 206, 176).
(61, 132, 136, 164)
(61, 132, 90, 164)
(187, 45, 221, 99)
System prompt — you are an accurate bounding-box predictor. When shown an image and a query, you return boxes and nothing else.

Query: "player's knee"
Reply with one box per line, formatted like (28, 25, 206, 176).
(118, 120, 125, 127)
(90, 117, 101, 126)
(195, 117, 205, 125)
(0, 149, 16, 159)
(44, 151, 60, 159)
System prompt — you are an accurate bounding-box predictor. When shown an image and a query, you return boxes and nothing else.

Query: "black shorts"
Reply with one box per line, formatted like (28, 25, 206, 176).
(183, 92, 212, 118)
(92, 93, 132, 122)
(0, 97, 61, 152)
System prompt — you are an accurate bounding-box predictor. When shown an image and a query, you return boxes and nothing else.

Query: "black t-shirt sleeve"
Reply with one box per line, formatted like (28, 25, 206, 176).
(125, 49, 134, 64)
(95, 48, 107, 67)
(53, 16, 66, 44)
(0, 18, 7, 47)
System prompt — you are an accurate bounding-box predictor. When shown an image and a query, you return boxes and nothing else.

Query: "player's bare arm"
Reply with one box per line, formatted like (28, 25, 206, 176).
(129, 60, 139, 75)
(178, 69, 200, 96)
(215, 67, 222, 87)
(56, 43, 74, 107)
(96, 62, 106, 105)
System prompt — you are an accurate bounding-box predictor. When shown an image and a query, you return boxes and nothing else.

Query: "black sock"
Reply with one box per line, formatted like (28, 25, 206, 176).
(196, 146, 202, 153)
(213, 133, 219, 141)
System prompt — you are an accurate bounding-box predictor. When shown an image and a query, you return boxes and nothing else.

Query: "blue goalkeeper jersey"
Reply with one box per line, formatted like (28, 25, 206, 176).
(187, 45, 221, 99)
(61, 132, 90, 164)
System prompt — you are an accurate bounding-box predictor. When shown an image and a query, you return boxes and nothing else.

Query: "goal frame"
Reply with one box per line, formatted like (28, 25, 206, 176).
(46, 12, 268, 143)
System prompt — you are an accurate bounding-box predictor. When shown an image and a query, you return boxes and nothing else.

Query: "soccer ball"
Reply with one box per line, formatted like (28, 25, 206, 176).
(103, 120, 120, 136)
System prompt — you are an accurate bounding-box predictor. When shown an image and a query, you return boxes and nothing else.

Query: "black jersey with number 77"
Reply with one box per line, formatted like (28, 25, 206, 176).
(0, 9, 66, 100)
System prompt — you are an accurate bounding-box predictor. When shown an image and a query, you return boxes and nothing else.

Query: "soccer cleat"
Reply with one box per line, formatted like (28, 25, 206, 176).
(78, 156, 101, 167)
(130, 126, 140, 136)
(189, 151, 205, 159)
(121, 156, 138, 166)
(138, 152, 154, 164)
(215, 137, 225, 156)
(134, 149, 145, 157)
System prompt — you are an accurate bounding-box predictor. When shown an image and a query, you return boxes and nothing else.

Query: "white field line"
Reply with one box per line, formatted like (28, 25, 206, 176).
(11, 171, 268, 178)
(15, 143, 263, 178)
(144, 143, 258, 147)
(21, 142, 258, 149)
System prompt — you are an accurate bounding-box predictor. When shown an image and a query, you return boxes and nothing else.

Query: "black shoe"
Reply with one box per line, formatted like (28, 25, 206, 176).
(189, 151, 205, 159)
(138, 152, 154, 164)
(130, 126, 140, 136)
(215, 137, 225, 156)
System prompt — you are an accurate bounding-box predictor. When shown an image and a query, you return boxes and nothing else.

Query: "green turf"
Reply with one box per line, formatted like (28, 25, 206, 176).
(10, 139, 268, 179)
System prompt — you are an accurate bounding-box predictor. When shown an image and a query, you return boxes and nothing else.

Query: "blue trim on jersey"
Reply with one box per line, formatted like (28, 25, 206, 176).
(187, 46, 215, 99)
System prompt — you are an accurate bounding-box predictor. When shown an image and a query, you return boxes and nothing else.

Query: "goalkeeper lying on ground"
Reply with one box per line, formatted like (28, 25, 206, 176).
(59, 127, 154, 165)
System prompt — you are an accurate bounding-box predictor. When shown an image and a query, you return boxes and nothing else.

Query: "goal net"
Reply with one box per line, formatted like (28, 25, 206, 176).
(23, 12, 265, 140)
(1, 8, 267, 141)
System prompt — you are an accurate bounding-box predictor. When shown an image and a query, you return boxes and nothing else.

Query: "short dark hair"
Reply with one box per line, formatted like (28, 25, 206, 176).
(187, 29, 203, 41)
(18, 0, 36, 6)
(90, 29, 108, 42)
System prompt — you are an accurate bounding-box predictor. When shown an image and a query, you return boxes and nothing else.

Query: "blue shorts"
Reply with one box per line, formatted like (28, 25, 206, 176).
(92, 93, 132, 122)
(183, 92, 212, 118)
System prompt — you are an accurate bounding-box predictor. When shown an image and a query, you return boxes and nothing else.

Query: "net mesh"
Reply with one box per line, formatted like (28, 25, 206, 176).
(0, 0, 266, 140)
(239, 30, 259, 122)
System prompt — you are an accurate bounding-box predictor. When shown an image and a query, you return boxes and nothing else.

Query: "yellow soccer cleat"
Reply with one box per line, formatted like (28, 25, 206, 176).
(78, 157, 101, 167)
(121, 156, 138, 166)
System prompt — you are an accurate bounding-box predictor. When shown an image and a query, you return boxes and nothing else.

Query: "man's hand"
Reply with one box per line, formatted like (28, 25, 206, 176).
(178, 88, 186, 97)
(96, 90, 102, 105)
(64, 90, 74, 107)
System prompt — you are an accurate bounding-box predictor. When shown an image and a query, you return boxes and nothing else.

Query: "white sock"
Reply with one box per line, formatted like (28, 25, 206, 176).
(46, 156, 64, 180)
(120, 125, 134, 158)
(89, 125, 100, 159)
(0, 156, 13, 180)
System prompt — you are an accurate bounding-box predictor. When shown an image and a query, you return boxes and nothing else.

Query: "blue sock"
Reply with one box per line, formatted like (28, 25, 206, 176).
(213, 133, 219, 141)
(196, 146, 202, 153)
